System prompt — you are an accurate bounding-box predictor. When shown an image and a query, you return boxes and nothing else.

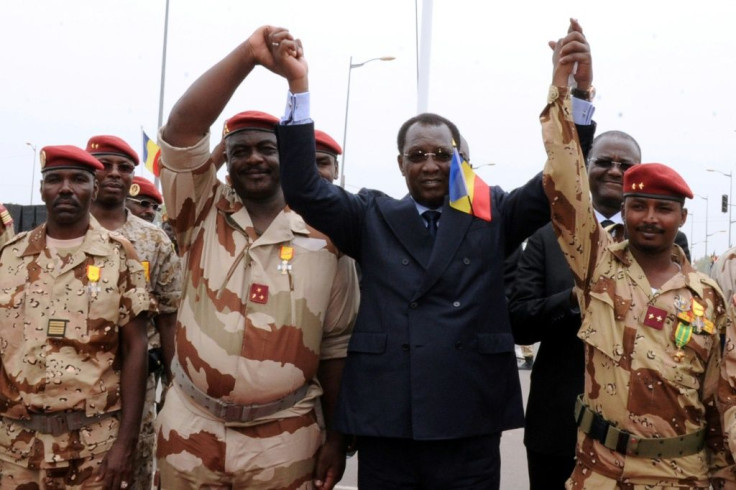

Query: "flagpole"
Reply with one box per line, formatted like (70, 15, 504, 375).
(154, 0, 170, 190)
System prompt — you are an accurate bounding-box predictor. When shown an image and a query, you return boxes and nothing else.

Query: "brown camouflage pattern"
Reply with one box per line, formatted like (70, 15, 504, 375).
(711, 249, 736, 473)
(0, 450, 108, 488)
(541, 87, 736, 488)
(0, 221, 154, 469)
(155, 131, 359, 487)
(118, 212, 181, 347)
(115, 212, 181, 490)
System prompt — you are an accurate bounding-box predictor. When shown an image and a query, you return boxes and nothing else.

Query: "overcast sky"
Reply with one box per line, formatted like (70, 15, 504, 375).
(3, 0, 736, 259)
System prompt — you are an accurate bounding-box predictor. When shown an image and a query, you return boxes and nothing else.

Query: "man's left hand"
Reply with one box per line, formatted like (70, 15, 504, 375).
(313, 432, 347, 490)
(96, 439, 136, 489)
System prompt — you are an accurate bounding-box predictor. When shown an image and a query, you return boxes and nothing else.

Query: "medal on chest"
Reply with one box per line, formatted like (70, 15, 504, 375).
(277, 245, 293, 275)
(672, 295, 714, 362)
(87, 265, 101, 299)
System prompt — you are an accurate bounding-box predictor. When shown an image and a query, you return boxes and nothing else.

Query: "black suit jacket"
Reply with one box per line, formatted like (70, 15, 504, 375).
(277, 123, 550, 440)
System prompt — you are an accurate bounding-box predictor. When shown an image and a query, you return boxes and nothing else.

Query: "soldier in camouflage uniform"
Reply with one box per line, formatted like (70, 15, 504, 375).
(0, 204, 13, 249)
(0, 145, 151, 489)
(125, 176, 163, 224)
(155, 26, 359, 490)
(87, 135, 181, 490)
(541, 20, 736, 488)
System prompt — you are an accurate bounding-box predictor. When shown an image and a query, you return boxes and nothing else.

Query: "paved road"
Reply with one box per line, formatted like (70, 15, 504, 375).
(336, 366, 533, 489)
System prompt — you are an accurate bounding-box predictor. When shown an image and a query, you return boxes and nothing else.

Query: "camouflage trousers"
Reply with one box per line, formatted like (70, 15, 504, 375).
(565, 458, 712, 489)
(131, 373, 158, 490)
(0, 452, 106, 489)
(156, 384, 322, 489)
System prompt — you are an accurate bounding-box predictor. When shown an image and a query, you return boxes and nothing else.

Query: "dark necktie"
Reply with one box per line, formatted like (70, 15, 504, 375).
(422, 210, 441, 239)
(600, 219, 614, 228)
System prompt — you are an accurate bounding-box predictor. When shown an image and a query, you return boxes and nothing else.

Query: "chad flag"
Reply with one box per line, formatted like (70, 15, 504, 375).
(449, 147, 491, 221)
(142, 130, 161, 177)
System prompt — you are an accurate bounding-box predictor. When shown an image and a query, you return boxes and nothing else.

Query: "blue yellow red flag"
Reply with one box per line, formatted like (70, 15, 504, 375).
(142, 130, 161, 177)
(449, 147, 492, 221)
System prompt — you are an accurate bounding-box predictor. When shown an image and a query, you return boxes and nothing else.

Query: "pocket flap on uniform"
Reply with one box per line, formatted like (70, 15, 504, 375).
(477, 333, 515, 354)
(347, 332, 387, 354)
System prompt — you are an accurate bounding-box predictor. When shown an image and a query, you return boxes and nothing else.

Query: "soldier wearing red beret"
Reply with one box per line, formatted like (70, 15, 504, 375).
(542, 30, 736, 487)
(126, 176, 163, 223)
(314, 129, 342, 182)
(87, 135, 182, 490)
(154, 26, 359, 490)
(0, 145, 152, 488)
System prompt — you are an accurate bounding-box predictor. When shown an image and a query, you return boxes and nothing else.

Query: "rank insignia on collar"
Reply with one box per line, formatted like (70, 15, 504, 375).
(643, 305, 667, 330)
(249, 283, 269, 304)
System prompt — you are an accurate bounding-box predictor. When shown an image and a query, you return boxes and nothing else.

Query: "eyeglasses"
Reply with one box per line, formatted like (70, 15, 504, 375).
(100, 161, 136, 175)
(127, 197, 160, 211)
(403, 148, 454, 164)
(590, 158, 636, 172)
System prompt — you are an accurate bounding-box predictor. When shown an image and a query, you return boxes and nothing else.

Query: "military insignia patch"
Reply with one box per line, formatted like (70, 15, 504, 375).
(129, 183, 140, 197)
(141, 261, 150, 282)
(47, 319, 68, 337)
(249, 283, 268, 304)
(40, 150, 47, 169)
(0, 207, 12, 226)
(643, 305, 667, 330)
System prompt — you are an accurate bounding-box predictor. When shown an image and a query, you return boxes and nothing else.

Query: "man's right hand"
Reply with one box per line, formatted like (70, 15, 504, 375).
(550, 18, 592, 89)
(267, 28, 309, 93)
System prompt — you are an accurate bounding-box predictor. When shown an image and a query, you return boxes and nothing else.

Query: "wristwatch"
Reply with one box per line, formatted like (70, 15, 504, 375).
(571, 86, 595, 102)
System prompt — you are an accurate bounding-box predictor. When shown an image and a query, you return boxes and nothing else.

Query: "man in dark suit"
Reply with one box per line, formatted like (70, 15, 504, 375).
(272, 26, 594, 489)
(508, 130, 691, 489)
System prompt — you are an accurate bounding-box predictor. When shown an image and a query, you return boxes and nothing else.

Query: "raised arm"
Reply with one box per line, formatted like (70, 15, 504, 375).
(162, 26, 290, 147)
(541, 19, 601, 291)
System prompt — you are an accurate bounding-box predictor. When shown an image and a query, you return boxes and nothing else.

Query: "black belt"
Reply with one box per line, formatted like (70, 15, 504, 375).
(575, 395, 705, 459)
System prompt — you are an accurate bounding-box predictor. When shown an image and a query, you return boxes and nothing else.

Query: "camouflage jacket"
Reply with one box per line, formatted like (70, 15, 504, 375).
(159, 131, 359, 425)
(541, 86, 736, 486)
(0, 221, 154, 466)
(118, 212, 182, 348)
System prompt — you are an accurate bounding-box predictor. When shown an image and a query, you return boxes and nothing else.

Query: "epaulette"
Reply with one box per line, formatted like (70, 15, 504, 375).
(0, 204, 13, 230)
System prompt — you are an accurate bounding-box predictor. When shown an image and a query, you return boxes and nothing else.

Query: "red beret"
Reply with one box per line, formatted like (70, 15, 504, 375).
(222, 111, 278, 138)
(129, 176, 162, 204)
(315, 129, 342, 155)
(86, 135, 139, 165)
(40, 145, 105, 172)
(623, 163, 693, 201)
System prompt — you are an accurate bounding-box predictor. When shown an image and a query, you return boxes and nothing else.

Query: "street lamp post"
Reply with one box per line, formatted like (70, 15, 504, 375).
(689, 211, 695, 256)
(340, 55, 395, 188)
(699, 195, 709, 257)
(706, 168, 733, 247)
(26, 142, 37, 205)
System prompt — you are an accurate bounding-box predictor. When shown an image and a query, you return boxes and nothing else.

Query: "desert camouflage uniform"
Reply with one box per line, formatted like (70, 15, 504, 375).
(0, 221, 154, 487)
(541, 86, 736, 488)
(117, 212, 181, 490)
(0, 204, 14, 249)
(156, 131, 359, 489)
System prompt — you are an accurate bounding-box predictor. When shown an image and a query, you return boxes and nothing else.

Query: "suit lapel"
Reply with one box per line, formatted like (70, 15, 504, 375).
(413, 202, 473, 300)
(378, 195, 434, 268)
